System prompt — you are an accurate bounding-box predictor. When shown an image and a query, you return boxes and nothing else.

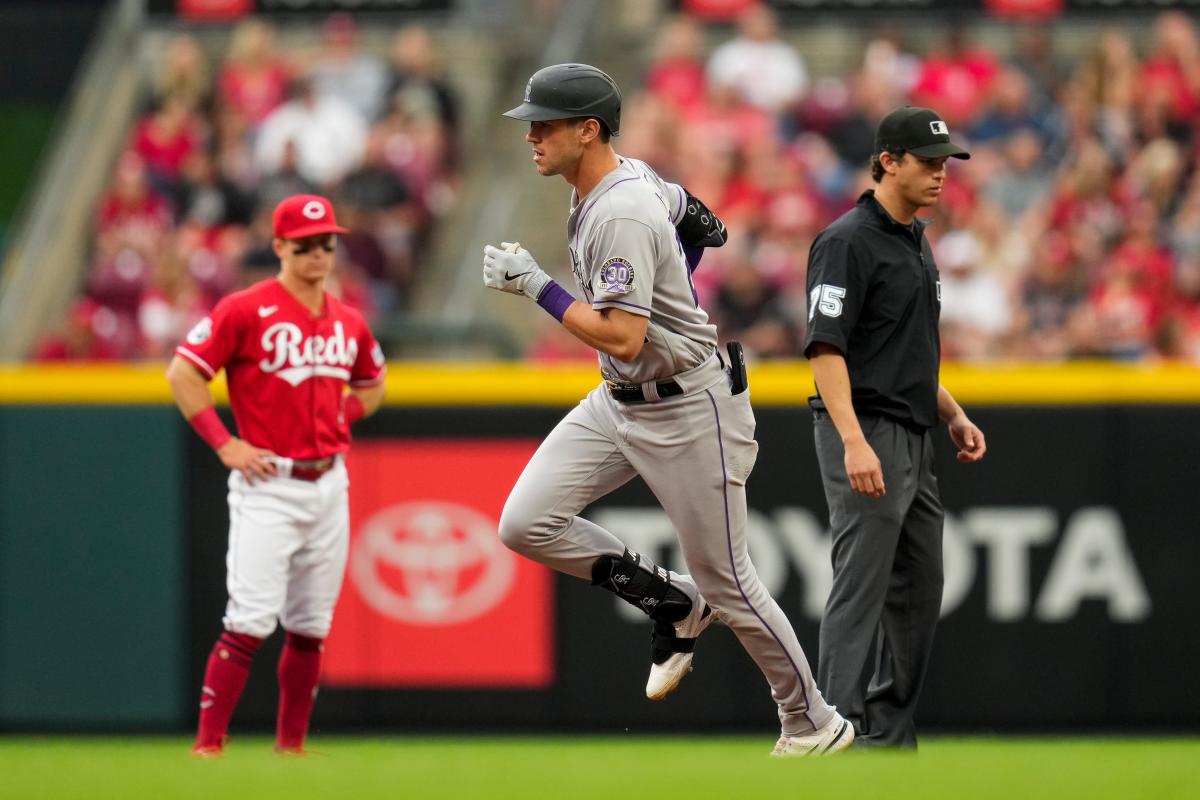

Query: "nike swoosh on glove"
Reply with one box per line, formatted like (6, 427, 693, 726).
(483, 242, 551, 299)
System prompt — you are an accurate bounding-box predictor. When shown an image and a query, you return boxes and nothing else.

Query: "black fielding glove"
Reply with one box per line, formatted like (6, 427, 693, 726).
(675, 189, 728, 250)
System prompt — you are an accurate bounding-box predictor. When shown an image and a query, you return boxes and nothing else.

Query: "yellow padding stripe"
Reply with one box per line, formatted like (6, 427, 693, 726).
(1, 361, 1199, 405)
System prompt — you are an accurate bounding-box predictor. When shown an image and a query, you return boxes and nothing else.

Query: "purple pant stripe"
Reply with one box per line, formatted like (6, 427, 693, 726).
(705, 388, 815, 730)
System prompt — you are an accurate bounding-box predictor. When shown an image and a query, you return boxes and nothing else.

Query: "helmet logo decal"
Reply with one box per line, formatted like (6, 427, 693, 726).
(508, 64, 621, 137)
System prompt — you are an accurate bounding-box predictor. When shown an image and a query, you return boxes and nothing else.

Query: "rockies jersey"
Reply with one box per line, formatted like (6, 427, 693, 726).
(566, 157, 718, 384)
(177, 278, 386, 459)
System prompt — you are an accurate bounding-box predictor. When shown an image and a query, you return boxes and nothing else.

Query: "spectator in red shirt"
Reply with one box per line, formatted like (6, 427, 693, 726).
(1107, 199, 1174, 301)
(1138, 11, 1200, 125)
(1047, 137, 1125, 244)
(1157, 256, 1200, 360)
(96, 152, 174, 259)
(645, 14, 708, 114)
(681, 0, 757, 21)
(33, 299, 122, 362)
(681, 77, 777, 160)
(91, 153, 175, 318)
(170, 222, 241, 301)
(676, 135, 764, 256)
(1082, 251, 1162, 359)
(217, 18, 293, 127)
(744, 142, 823, 248)
(131, 94, 206, 188)
(911, 23, 1000, 128)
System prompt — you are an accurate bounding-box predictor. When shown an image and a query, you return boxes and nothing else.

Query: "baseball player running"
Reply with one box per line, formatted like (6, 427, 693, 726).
(167, 194, 386, 756)
(483, 63, 852, 756)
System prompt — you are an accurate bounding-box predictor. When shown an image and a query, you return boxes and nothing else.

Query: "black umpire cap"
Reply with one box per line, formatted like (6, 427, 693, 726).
(875, 106, 970, 160)
(503, 63, 622, 136)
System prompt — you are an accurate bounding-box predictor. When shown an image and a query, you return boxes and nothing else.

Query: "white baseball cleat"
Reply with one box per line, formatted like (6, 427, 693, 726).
(770, 714, 855, 757)
(645, 597, 715, 700)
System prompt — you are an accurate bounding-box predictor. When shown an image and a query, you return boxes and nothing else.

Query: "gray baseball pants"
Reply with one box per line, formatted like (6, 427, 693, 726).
(813, 411, 945, 748)
(499, 355, 836, 735)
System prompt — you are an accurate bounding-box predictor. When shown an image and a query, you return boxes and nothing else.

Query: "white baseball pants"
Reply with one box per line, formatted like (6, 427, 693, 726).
(223, 459, 350, 640)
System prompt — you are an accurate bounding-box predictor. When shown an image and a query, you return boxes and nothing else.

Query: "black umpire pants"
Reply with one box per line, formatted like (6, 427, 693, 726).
(813, 411, 944, 748)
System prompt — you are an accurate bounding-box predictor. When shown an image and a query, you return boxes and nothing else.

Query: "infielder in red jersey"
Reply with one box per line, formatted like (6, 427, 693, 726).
(167, 194, 387, 756)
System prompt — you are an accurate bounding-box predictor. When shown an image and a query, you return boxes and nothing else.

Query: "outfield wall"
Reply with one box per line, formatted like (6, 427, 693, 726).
(1, 363, 1198, 732)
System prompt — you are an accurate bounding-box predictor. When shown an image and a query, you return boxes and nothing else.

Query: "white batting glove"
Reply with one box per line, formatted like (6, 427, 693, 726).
(483, 242, 551, 299)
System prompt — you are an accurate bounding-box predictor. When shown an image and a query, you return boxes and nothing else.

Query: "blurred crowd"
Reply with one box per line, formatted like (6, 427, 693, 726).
(590, 5, 1200, 363)
(35, 14, 459, 361)
(34, 6, 1200, 365)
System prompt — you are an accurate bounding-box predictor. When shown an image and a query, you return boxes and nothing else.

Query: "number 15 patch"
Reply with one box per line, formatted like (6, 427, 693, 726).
(599, 257, 635, 294)
(809, 284, 846, 321)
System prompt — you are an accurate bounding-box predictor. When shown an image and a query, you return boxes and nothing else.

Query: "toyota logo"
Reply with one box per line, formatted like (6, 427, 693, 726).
(350, 501, 517, 626)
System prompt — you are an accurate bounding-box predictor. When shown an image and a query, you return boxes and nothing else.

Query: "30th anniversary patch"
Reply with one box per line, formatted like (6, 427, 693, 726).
(599, 257, 635, 294)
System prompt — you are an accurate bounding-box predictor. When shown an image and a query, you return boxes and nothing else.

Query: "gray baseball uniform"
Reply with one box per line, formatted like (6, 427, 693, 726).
(498, 157, 835, 735)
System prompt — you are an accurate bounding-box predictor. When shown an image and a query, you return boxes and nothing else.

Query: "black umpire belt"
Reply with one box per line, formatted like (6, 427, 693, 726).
(607, 379, 684, 403)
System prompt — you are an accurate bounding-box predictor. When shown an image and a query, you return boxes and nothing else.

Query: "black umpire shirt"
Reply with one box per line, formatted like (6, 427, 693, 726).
(804, 189, 941, 430)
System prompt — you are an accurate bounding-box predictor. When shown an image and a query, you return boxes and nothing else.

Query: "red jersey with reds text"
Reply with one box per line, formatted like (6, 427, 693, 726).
(176, 278, 385, 460)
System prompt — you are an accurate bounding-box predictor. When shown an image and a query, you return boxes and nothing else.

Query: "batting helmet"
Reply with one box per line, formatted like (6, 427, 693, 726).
(503, 63, 622, 136)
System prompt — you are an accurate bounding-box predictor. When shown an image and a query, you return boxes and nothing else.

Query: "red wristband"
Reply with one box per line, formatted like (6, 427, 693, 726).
(189, 406, 232, 450)
(343, 394, 365, 426)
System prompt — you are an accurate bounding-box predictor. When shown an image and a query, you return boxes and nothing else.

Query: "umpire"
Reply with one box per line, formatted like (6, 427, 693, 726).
(804, 106, 987, 748)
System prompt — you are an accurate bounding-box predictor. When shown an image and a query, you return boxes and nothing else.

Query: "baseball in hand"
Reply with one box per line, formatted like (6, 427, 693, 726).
(502, 241, 521, 253)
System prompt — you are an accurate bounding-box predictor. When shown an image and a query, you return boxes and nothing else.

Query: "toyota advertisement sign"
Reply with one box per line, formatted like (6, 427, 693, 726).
(322, 440, 554, 688)
(185, 404, 1199, 732)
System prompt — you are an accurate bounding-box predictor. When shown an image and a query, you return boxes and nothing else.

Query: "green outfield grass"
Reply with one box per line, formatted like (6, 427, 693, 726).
(1, 735, 1196, 800)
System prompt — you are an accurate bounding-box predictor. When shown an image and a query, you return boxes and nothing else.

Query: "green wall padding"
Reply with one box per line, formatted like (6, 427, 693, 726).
(0, 406, 185, 728)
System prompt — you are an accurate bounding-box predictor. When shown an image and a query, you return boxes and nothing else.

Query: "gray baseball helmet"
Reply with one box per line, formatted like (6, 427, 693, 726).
(503, 63, 621, 136)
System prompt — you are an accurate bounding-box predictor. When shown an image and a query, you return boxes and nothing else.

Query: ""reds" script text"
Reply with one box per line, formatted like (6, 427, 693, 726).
(260, 321, 359, 386)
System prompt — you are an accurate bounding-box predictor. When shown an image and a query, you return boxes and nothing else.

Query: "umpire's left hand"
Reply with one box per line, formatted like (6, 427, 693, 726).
(947, 414, 986, 463)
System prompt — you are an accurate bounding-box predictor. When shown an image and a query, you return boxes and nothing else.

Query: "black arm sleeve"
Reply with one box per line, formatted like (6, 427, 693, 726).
(675, 189, 728, 249)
